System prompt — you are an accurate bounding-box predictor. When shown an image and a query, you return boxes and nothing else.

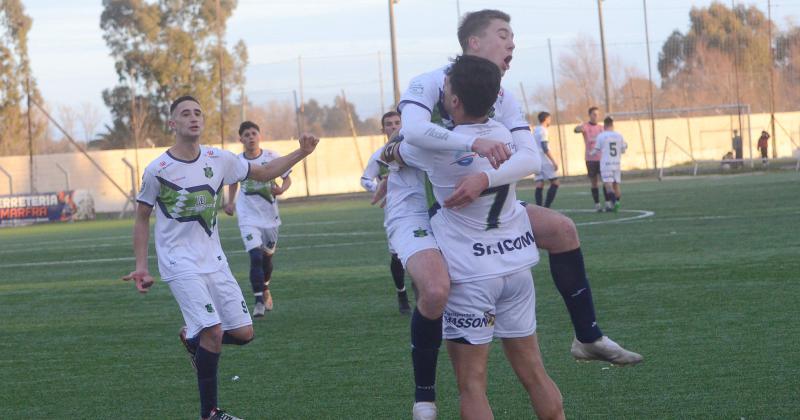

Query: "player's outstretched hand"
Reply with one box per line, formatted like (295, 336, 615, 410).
(223, 202, 235, 216)
(472, 138, 510, 169)
(271, 184, 284, 196)
(552, 162, 559, 172)
(123, 270, 155, 294)
(371, 177, 388, 208)
(444, 172, 489, 209)
(299, 133, 320, 155)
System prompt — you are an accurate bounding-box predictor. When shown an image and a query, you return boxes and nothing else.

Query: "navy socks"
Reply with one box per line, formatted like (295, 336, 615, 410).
(535, 187, 544, 206)
(390, 253, 405, 291)
(545, 185, 559, 208)
(195, 346, 220, 419)
(549, 248, 603, 343)
(411, 308, 442, 402)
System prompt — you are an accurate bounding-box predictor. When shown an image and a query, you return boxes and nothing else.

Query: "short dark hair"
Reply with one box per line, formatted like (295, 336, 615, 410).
(238, 121, 260, 136)
(457, 9, 511, 51)
(537, 111, 551, 123)
(446, 55, 501, 119)
(603, 116, 614, 127)
(170, 95, 200, 114)
(588, 106, 599, 115)
(381, 111, 400, 127)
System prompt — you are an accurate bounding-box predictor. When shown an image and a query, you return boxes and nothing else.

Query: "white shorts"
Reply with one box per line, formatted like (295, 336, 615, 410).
(241, 225, 279, 254)
(601, 168, 621, 184)
(443, 269, 536, 345)
(386, 215, 439, 268)
(167, 266, 252, 339)
(537, 158, 559, 181)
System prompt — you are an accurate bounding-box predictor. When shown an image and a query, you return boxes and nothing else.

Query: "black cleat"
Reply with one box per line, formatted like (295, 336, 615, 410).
(208, 408, 243, 420)
(398, 290, 411, 315)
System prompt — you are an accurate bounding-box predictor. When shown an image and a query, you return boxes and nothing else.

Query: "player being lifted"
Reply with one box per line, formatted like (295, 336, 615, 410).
(533, 111, 560, 208)
(124, 96, 318, 420)
(360, 111, 411, 314)
(593, 117, 627, 212)
(389, 55, 564, 420)
(224, 121, 292, 317)
(388, 9, 641, 418)
(575, 106, 606, 211)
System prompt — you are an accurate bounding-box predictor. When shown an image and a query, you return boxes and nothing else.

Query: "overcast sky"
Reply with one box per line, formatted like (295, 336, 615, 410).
(24, 0, 800, 137)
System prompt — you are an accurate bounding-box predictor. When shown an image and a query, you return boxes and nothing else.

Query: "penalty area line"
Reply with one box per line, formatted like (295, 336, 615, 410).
(558, 209, 656, 226)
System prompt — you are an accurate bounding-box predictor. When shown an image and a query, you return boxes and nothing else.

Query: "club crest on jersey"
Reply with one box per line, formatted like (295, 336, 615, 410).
(413, 228, 429, 238)
(205, 304, 214, 313)
(451, 152, 477, 167)
(204, 166, 214, 178)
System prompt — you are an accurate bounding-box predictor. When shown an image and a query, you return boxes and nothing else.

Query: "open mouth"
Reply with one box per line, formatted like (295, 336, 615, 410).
(503, 55, 513, 69)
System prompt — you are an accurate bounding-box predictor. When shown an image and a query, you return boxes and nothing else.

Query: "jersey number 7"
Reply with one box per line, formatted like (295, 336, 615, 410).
(480, 185, 510, 230)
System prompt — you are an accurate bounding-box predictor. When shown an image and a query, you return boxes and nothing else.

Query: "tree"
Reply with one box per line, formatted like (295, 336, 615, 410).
(657, 2, 773, 111)
(99, 0, 248, 148)
(0, 0, 46, 156)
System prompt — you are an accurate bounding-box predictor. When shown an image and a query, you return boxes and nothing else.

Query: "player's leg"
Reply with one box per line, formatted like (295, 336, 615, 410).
(447, 341, 492, 420)
(502, 335, 564, 420)
(587, 161, 601, 211)
(405, 249, 449, 410)
(442, 279, 499, 420)
(603, 181, 616, 211)
(534, 179, 544, 206)
(261, 227, 279, 311)
(390, 219, 447, 416)
(390, 252, 411, 314)
(492, 269, 563, 419)
(524, 204, 642, 364)
(169, 276, 227, 419)
(544, 178, 560, 208)
(240, 226, 267, 316)
(210, 266, 255, 345)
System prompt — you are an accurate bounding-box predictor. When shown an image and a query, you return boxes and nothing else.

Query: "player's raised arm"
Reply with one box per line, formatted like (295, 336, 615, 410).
(248, 133, 319, 182)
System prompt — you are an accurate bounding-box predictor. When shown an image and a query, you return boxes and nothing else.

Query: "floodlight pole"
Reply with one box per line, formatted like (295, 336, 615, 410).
(597, 0, 612, 113)
(548, 39, 567, 175)
(388, 0, 401, 106)
(216, 0, 225, 149)
(378, 51, 385, 115)
(767, 0, 777, 158)
(643, 0, 657, 174)
(26, 76, 35, 193)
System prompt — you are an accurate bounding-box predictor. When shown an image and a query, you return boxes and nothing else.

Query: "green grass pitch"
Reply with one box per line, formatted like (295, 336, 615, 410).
(1, 172, 798, 419)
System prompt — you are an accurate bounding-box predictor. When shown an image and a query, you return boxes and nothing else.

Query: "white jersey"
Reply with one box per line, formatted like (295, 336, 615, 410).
(594, 131, 627, 170)
(533, 125, 549, 159)
(361, 148, 389, 193)
(398, 65, 531, 134)
(384, 163, 429, 229)
(235, 150, 290, 229)
(399, 119, 539, 283)
(385, 64, 536, 226)
(137, 146, 250, 280)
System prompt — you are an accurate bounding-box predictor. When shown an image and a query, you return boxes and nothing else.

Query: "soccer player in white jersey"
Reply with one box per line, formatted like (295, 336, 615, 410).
(361, 111, 411, 314)
(223, 121, 292, 317)
(388, 9, 641, 418)
(123, 96, 318, 420)
(391, 55, 564, 420)
(533, 111, 560, 208)
(593, 117, 627, 212)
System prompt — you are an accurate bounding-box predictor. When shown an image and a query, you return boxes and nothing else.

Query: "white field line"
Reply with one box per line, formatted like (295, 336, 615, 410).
(563, 209, 656, 226)
(0, 240, 388, 269)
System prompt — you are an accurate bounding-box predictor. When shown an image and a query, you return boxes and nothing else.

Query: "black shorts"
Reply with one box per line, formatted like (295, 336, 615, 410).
(586, 161, 601, 178)
(760, 148, 768, 159)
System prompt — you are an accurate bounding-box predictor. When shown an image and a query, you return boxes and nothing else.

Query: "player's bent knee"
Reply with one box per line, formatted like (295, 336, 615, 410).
(202, 324, 224, 343)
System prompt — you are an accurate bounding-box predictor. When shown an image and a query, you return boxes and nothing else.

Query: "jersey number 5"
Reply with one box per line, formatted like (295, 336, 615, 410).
(480, 185, 509, 230)
(609, 143, 618, 157)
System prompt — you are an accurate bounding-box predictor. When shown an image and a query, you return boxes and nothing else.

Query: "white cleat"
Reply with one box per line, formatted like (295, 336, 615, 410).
(412, 401, 437, 420)
(571, 336, 643, 366)
(595, 203, 603, 212)
(253, 302, 266, 318)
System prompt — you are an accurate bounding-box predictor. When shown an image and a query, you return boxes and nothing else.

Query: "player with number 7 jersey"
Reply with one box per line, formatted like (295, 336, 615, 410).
(397, 120, 538, 282)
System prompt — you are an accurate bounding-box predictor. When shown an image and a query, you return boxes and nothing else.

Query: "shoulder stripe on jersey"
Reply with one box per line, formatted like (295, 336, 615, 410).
(397, 100, 432, 114)
(510, 126, 531, 132)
